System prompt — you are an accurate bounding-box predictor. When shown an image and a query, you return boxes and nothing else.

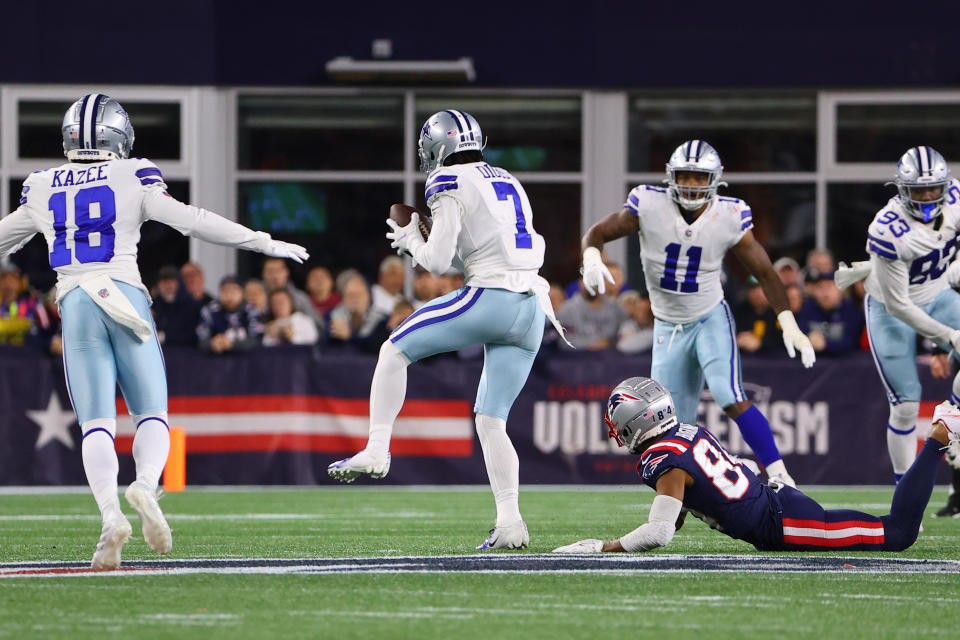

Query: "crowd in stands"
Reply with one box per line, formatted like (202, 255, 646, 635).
(0, 246, 942, 365)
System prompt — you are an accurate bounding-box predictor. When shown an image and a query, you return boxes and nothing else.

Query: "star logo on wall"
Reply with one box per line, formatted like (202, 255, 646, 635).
(26, 392, 77, 450)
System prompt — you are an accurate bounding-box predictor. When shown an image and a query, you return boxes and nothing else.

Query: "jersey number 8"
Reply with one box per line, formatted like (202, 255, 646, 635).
(692, 437, 749, 500)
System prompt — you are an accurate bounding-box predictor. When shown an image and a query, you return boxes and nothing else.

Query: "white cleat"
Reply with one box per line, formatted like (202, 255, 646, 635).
(767, 471, 797, 489)
(91, 516, 132, 570)
(932, 401, 960, 441)
(327, 451, 391, 483)
(124, 482, 172, 555)
(476, 520, 529, 550)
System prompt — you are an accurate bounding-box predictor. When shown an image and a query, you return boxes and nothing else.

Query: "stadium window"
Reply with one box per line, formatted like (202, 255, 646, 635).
(17, 100, 181, 161)
(836, 103, 960, 163)
(627, 92, 816, 173)
(236, 181, 404, 286)
(237, 94, 404, 171)
(415, 96, 582, 172)
(826, 182, 892, 265)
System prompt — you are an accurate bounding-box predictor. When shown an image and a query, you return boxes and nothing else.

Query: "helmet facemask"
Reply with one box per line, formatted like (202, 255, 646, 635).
(665, 140, 725, 212)
(894, 146, 951, 223)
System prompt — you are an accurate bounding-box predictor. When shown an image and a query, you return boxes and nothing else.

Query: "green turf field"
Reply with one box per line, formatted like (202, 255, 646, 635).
(1, 487, 959, 639)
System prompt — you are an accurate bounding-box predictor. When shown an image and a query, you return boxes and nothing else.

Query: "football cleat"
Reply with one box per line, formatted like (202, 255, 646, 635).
(476, 520, 529, 550)
(124, 481, 172, 555)
(931, 401, 960, 441)
(327, 451, 391, 483)
(91, 516, 132, 570)
(934, 492, 960, 518)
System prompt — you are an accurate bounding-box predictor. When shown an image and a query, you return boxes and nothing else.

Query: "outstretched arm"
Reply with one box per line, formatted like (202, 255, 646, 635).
(553, 467, 688, 554)
(731, 231, 815, 368)
(580, 209, 639, 295)
(0, 209, 39, 258)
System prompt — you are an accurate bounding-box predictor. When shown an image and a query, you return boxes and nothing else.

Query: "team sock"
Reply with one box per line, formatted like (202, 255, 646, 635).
(887, 401, 919, 480)
(887, 438, 942, 533)
(475, 414, 522, 526)
(132, 415, 170, 492)
(732, 405, 782, 467)
(81, 419, 122, 523)
(365, 341, 411, 458)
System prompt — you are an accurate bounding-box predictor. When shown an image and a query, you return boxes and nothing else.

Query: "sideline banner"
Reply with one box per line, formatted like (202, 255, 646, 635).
(0, 346, 952, 485)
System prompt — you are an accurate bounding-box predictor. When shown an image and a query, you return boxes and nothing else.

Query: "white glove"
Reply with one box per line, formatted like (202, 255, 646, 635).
(835, 260, 872, 291)
(581, 247, 614, 295)
(777, 310, 816, 368)
(264, 239, 309, 264)
(386, 213, 426, 261)
(552, 539, 604, 553)
(950, 330, 960, 353)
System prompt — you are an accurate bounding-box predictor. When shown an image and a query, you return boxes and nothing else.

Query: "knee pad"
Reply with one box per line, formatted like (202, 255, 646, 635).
(81, 418, 117, 440)
(133, 413, 169, 431)
(888, 402, 919, 430)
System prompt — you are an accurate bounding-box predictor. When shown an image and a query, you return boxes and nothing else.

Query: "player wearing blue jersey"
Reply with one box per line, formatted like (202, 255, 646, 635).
(0, 94, 307, 569)
(836, 147, 960, 492)
(553, 377, 956, 554)
(581, 141, 815, 487)
(328, 110, 566, 550)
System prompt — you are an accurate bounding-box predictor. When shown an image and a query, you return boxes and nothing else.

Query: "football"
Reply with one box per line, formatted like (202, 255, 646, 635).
(389, 203, 432, 240)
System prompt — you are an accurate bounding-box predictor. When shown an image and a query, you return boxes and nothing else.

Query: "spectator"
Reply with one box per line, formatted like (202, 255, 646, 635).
(180, 262, 213, 306)
(772, 257, 802, 287)
(411, 268, 440, 310)
(306, 266, 340, 317)
(197, 276, 263, 354)
(26, 289, 61, 356)
(797, 268, 863, 356)
(371, 255, 406, 317)
(367, 300, 416, 350)
(437, 271, 465, 296)
(734, 276, 781, 354)
(606, 262, 629, 296)
(328, 273, 388, 350)
(557, 282, 626, 351)
(262, 257, 321, 324)
(244, 278, 268, 315)
(804, 248, 836, 296)
(153, 265, 200, 346)
(0, 264, 45, 346)
(262, 289, 320, 347)
(617, 291, 655, 353)
(785, 283, 805, 315)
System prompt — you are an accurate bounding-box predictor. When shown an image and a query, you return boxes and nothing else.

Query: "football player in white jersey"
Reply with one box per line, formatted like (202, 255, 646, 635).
(328, 110, 565, 550)
(0, 94, 307, 569)
(581, 141, 815, 487)
(835, 146, 960, 489)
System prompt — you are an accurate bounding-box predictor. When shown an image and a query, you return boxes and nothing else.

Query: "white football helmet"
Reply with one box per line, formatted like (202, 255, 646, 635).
(665, 140, 725, 211)
(894, 146, 951, 222)
(62, 93, 135, 161)
(418, 110, 483, 172)
(604, 377, 679, 454)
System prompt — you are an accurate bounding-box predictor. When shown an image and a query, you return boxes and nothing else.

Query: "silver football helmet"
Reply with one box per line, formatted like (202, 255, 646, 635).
(418, 110, 483, 172)
(894, 146, 951, 222)
(62, 94, 135, 161)
(604, 377, 679, 454)
(665, 140, 725, 211)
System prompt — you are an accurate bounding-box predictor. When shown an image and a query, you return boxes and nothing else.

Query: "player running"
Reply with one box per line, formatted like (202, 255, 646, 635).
(0, 94, 307, 569)
(834, 147, 960, 496)
(581, 141, 815, 487)
(328, 110, 565, 550)
(554, 376, 956, 553)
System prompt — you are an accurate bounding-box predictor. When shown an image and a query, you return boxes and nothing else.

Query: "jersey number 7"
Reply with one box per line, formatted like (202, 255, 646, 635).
(492, 181, 532, 249)
(48, 185, 117, 267)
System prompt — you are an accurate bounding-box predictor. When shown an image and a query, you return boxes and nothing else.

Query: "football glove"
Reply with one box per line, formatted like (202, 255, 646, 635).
(386, 213, 426, 261)
(778, 310, 816, 368)
(835, 260, 871, 291)
(264, 239, 309, 264)
(581, 247, 614, 295)
(552, 538, 604, 553)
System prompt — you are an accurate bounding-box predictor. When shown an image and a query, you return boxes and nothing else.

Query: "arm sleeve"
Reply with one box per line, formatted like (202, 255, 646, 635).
(873, 256, 954, 344)
(618, 494, 684, 552)
(0, 208, 39, 258)
(410, 194, 462, 274)
(142, 187, 272, 253)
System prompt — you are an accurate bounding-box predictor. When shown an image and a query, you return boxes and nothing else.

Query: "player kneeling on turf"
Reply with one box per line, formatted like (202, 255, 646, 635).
(554, 377, 959, 553)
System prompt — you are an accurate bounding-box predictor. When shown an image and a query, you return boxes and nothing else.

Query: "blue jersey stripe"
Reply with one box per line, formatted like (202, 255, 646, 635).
(426, 174, 457, 188)
(740, 220, 753, 231)
(140, 178, 163, 186)
(867, 242, 897, 260)
(740, 209, 752, 219)
(136, 167, 163, 179)
(628, 193, 640, 206)
(867, 233, 895, 250)
(425, 182, 457, 200)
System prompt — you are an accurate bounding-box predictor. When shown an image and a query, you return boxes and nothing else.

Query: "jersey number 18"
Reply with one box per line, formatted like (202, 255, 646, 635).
(48, 185, 117, 267)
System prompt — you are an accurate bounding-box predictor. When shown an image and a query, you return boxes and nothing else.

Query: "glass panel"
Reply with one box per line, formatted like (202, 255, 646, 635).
(622, 182, 816, 295)
(18, 100, 181, 160)
(238, 95, 404, 171)
(826, 182, 893, 265)
(5, 179, 189, 294)
(628, 92, 816, 172)
(237, 181, 403, 285)
(413, 181, 581, 286)
(836, 103, 960, 163)
(415, 96, 582, 172)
